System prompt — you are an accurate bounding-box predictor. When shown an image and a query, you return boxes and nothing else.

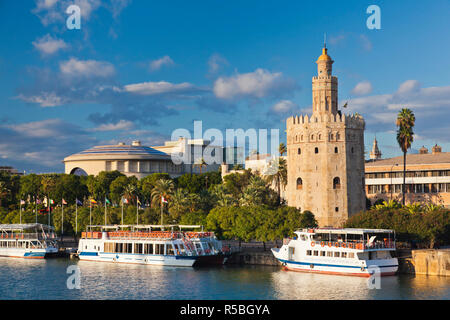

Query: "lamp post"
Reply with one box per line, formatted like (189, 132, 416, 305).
(390, 163, 399, 201)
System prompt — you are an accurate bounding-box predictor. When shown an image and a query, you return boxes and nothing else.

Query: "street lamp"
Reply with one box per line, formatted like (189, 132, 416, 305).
(390, 163, 399, 201)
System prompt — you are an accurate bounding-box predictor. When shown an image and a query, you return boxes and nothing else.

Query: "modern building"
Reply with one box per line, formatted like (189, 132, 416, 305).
(63, 140, 182, 178)
(365, 144, 450, 208)
(63, 138, 227, 178)
(0, 166, 23, 175)
(285, 45, 366, 227)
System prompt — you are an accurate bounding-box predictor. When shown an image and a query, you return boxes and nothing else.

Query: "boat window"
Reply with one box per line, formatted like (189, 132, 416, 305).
(341, 252, 347, 258)
(313, 250, 319, 256)
(300, 235, 307, 241)
(144, 243, 153, 254)
(306, 250, 312, 256)
(166, 244, 174, 255)
(320, 251, 326, 257)
(334, 252, 340, 258)
(327, 252, 333, 257)
(348, 252, 355, 259)
(134, 243, 143, 254)
(155, 244, 164, 255)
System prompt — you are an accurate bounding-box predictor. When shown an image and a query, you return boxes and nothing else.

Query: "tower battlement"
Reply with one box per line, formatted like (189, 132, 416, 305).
(287, 113, 365, 128)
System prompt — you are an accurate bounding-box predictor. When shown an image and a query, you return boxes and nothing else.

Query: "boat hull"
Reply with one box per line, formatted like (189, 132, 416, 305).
(0, 247, 58, 259)
(78, 251, 197, 267)
(193, 253, 230, 266)
(275, 257, 398, 277)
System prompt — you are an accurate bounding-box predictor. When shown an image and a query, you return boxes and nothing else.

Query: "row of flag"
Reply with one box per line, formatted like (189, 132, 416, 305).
(19, 197, 164, 209)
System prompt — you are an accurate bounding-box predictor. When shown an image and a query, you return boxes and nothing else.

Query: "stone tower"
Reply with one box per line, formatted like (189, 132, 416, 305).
(286, 45, 366, 227)
(370, 137, 382, 160)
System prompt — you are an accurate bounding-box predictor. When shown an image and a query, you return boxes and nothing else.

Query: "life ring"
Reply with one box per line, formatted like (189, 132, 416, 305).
(341, 243, 346, 248)
(328, 242, 332, 247)
(320, 241, 325, 247)
(311, 241, 315, 247)
(334, 242, 340, 248)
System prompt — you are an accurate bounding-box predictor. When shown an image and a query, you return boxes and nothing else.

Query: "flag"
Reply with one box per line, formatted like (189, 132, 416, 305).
(20, 200, 25, 205)
(105, 198, 111, 205)
(49, 199, 54, 205)
(36, 198, 41, 204)
(122, 198, 128, 204)
(43, 197, 47, 206)
(76, 199, 83, 206)
(90, 199, 97, 204)
(161, 196, 168, 204)
(137, 197, 141, 205)
(62, 199, 67, 205)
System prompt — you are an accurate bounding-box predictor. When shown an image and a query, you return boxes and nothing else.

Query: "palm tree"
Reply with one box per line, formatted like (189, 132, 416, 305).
(278, 142, 287, 156)
(151, 179, 175, 207)
(123, 183, 137, 204)
(169, 188, 189, 218)
(396, 108, 415, 206)
(264, 157, 287, 204)
(194, 157, 207, 174)
(0, 181, 10, 208)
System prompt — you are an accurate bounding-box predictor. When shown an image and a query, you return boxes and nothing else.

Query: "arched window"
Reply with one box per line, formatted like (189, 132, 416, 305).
(336, 133, 340, 140)
(351, 147, 354, 153)
(297, 148, 301, 155)
(315, 147, 319, 154)
(334, 147, 338, 153)
(296, 178, 303, 190)
(301, 135, 303, 141)
(333, 177, 341, 189)
(318, 134, 322, 140)
(311, 134, 314, 140)
(330, 133, 334, 140)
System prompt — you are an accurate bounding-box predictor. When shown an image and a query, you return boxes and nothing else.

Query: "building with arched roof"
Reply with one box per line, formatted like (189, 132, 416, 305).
(63, 140, 184, 178)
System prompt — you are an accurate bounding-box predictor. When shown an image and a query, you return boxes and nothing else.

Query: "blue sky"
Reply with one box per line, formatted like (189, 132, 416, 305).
(0, 0, 449, 172)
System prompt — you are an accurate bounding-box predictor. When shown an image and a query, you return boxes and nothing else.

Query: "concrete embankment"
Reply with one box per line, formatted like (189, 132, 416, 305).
(398, 249, 450, 277)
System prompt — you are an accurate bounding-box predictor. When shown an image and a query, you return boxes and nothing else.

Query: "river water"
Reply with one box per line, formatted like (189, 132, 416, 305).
(0, 257, 449, 300)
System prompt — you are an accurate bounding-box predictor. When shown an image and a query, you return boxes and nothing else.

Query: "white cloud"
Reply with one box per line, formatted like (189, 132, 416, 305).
(213, 68, 292, 99)
(396, 80, 421, 95)
(208, 54, 228, 74)
(7, 119, 72, 138)
(149, 55, 174, 71)
(271, 100, 297, 113)
(351, 81, 373, 96)
(123, 81, 194, 95)
(92, 120, 134, 131)
(359, 34, 373, 51)
(32, 34, 68, 56)
(59, 58, 115, 78)
(17, 92, 67, 107)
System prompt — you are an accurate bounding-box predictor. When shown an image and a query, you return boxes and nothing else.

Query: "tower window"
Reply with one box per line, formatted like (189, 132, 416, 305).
(333, 177, 341, 190)
(298, 148, 301, 155)
(296, 178, 303, 190)
(334, 147, 338, 153)
(335, 207, 339, 212)
(318, 134, 322, 140)
(351, 147, 354, 153)
(315, 147, 319, 154)
(336, 133, 340, 140)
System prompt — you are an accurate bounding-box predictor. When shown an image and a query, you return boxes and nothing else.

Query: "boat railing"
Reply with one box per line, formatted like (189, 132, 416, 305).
(312, 239, 396, 250)
(0, 232, 56, 240)
(105, 231, 185, 240)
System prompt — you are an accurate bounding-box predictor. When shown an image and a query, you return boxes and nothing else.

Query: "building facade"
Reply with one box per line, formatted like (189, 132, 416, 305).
(286, 46, 366, 227)
(365, 145, 450, 208)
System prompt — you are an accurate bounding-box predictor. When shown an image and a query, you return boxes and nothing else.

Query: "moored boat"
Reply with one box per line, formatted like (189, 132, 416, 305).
(77, 224, 230, 267)
(271, 228, 398, 277)
(0, 224, 59, 259)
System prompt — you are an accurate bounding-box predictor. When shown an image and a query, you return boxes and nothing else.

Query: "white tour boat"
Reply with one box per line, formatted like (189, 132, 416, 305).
(271, 228, 398, 277)
(0, 224, 59, 259)
(77, 224, 230, 267)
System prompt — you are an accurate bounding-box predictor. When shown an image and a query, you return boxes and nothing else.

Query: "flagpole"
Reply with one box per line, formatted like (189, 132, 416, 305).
(75, 199, 78, 235)
(121, 196, 124, 225)
(61, 199, 64, 238)
(160, 197, 163, 227)
(104, 197, 107, 226)
(19, 200, 22, 224)
(35, 197, 37, 224)
(90, 201, 92, 225)
(136, 196, 139, 225)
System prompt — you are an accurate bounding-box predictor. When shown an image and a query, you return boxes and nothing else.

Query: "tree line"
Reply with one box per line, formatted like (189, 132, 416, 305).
(0, 164, 318, 242)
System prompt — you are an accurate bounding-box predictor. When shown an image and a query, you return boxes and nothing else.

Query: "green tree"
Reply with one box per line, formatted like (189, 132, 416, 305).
(0, 181, 10, 208)
(396, 108, 415, 205)
(264, 157, 287, 205)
